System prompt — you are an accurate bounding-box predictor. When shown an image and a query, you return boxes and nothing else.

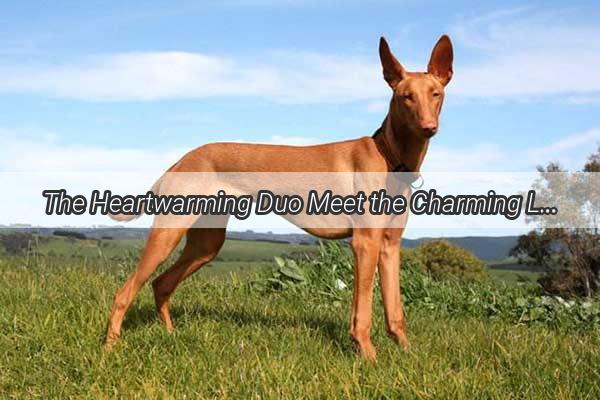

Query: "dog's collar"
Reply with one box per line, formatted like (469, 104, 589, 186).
(372, 125, 422, 185)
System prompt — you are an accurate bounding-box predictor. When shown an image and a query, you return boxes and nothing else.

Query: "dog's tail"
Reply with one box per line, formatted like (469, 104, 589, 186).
(108, 174, 164, 222)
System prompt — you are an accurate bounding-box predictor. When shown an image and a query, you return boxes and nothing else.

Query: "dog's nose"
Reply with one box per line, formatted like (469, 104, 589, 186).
(420, 121, 438, 137)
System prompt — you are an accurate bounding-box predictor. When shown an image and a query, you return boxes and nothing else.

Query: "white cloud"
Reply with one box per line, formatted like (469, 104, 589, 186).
(526, 129, 600, 168)
(0, 52, 281, 101)
(0, 8, 598, 104)
(2, 125, 596, 177)
(566, 96, 600, 105)
(424, 128, 600, 172)
(0, 133, 325, 173)
(0, 51, 384, 104)
(449, 8, 600, 99)
(0, 128, 596, 230)
(424, 143, 506, 172)
(0, 134, 185, 173)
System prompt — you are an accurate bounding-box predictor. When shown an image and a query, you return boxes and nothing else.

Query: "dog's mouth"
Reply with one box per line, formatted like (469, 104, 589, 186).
(422, 129, 437, 139)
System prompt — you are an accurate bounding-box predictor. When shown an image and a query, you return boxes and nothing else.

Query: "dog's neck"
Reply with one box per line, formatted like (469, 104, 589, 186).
(372, 106, 430, 173)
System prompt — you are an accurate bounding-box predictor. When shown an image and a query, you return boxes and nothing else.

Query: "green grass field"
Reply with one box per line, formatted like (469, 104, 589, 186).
(488, 269, 542, 284)
(1, 238, 598, 398)
(21, 235, 317, 281)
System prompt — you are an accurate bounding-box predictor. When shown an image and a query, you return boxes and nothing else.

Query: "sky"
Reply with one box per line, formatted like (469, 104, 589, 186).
(0, 0, 599, 236)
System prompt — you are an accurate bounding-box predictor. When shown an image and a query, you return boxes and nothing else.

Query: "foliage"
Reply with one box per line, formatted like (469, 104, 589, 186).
(256, 241, 354, 304)
(400, 258, 600, 329)
(0, 232, 37, 255)
(509, 230, 566, 268)
(256, 240, 600, 330)
(513, 147, 600, 297)
(52, 229, 88, 240)
(537, 268, 584, 298)
(412, 239, 488, 282)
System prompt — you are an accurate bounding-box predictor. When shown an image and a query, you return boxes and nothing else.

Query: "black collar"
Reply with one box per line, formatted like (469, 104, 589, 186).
(372, 126, 413, 172)
(372, 126, 421, 184)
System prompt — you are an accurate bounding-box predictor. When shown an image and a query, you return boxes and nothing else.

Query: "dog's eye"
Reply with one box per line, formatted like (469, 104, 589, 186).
(432, 92, 441, 97)
(402, 93, 413, 101)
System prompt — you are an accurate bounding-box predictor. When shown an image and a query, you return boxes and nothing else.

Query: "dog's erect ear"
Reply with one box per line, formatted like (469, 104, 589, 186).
(427, 35, 453, 86)
(379, 37, 405, 88)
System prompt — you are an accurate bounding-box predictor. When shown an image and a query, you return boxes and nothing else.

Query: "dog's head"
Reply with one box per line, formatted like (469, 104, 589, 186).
(379, 35, 453, 139)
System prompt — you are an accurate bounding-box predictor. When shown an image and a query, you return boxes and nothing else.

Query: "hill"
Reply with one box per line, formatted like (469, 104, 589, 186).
(402, 236, 519, 262)
(2, 226, 519, 261)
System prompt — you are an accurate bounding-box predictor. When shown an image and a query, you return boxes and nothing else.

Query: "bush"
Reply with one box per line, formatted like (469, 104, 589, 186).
(258, 241, 354, 298)
(412, 240, 487, 282)
(510, 229, 599, 298)
(53, 230, 87, 240)
(538, 269, 583, 298)
(253, 240, 600, 329)
(534, 247, 600, 298)
(0, 232, 34, 255)
(253, 240, 600, 330)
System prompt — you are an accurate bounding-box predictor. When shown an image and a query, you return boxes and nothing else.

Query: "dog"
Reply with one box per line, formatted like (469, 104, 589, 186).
(105, 35, 453, 361)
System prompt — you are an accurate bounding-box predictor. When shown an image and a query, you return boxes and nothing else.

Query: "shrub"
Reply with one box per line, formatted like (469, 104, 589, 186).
(259, 241, 354, 297)
(411, 240, 487, 282)
(253, 240, 600, 329)
(53, 230, 87, 240)
(0, 232, 34, 255)
(538, 269, 583, 298)
(510, 229, 598, 298)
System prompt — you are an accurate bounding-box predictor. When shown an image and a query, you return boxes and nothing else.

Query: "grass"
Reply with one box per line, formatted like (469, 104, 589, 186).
(1, 253, 599, 399)
(21, 235, 316, 281)
(30, 235, 315, 261)
(1, 238, 598, 398)
(7, 233, 543, 285)
(488, 268, 542, 284)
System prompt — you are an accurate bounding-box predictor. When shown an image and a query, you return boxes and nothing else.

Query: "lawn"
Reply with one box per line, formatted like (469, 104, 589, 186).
(1, 251, 598, 399)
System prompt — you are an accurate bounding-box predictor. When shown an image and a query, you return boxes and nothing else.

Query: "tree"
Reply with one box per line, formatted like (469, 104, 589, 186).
(511, 147, 600, 297)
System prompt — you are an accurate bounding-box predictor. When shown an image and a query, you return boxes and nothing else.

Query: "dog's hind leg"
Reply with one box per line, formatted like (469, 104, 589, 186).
(106, 227, 187, 349)
(152, 227, 227, 332)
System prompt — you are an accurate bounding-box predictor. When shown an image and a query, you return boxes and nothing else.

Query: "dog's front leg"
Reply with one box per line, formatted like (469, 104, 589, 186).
(349, 228, 383, 361)
(378, 228, 409, 349)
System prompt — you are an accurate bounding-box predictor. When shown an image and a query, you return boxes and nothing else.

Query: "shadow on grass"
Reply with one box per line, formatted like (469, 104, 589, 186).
(122, 301, 354, 354)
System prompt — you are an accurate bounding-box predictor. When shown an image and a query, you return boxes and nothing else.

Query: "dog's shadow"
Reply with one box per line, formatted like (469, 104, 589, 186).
(122, 301, 353, 353)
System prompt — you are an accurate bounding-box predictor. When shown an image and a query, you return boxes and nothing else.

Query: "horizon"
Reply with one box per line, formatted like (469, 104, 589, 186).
(0, 223, 526, 240)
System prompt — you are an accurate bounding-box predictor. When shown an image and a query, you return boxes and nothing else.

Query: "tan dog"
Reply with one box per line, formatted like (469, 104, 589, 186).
(106, 36, 453, 360)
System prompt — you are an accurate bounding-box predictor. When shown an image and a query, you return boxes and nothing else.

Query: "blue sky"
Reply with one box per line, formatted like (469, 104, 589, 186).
(0, 1, 599, 234)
